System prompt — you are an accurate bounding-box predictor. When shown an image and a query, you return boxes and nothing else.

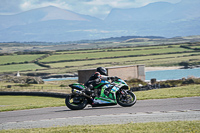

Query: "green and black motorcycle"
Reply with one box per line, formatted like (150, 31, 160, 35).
(65, 77, 136, 110)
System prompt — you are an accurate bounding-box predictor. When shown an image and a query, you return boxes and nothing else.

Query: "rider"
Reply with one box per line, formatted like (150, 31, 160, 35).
(84, 67, 113, 97)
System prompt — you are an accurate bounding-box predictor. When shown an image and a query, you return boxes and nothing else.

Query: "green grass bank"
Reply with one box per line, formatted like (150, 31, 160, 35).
(1, 120, 199, 133)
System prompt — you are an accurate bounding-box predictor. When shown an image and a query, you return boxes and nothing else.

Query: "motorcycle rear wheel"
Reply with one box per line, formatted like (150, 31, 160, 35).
(117, 90, 136, 107)
(65, 94, 88, 110)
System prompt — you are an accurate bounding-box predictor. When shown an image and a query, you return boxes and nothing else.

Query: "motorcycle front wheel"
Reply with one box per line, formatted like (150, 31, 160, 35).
(65, 94, 88, 110)
(117, 90, 136, 107)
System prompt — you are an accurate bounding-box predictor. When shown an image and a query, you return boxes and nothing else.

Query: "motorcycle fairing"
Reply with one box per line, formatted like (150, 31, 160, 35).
(93, 97, 116, 104)
(110, 86, 119, 93)
(113, 79, 130, 90)
(93, 83, 118, 104)
(93, 80, 110, 89)
(69, 83, 85, 90)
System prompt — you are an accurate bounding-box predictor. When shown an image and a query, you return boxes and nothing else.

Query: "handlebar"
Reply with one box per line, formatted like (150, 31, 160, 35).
(110, 76, 119, 82)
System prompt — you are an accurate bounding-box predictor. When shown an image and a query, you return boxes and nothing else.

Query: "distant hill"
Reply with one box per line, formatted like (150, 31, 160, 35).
(95, 36, 165, 42)
(0, 6, 99, 30)
(105, 2, 174, 21)
(105, 0, 200, 21)
(0, 0, 200, 42)
(0, 6, 102, 42)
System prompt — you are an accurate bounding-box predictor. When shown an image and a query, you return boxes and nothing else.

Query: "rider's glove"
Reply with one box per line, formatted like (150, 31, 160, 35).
(95, 78, 101, 84)
(109, 76, 114, 80)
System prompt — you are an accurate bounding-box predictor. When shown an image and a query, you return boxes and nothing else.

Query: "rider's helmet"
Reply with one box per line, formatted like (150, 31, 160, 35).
(96, 67, 107, 76)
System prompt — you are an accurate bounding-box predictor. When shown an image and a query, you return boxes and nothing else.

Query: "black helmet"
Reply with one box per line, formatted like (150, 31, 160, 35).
(96, 67, 107, 75)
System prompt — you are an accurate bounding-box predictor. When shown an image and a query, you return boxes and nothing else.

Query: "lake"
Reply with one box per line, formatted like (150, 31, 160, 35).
(43, 68, 200, 81)
(146, 67, 200, 81)
(43, 77, 78, 81)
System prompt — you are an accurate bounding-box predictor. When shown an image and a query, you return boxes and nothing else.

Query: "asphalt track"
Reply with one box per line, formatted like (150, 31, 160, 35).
(0, 97, 200, 130)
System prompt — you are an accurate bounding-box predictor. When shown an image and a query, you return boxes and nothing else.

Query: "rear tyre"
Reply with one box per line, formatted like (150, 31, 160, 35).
(117, 90, 136, 107)
(65, 94, 88, 110)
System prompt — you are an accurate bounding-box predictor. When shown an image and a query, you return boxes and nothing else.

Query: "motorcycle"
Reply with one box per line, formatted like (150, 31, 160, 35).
(65, 77, 136, 110)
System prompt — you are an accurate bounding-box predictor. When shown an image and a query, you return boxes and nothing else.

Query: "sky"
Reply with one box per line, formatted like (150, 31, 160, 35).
(0, 0, 182, 19)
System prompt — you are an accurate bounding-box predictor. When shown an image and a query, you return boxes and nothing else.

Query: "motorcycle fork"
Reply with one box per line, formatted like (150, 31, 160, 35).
(120, 90, 128, 98)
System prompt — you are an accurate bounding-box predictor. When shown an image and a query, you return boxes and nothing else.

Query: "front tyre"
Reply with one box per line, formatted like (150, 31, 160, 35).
(117, 90, 136, 107)
(65, 94, 88, 110)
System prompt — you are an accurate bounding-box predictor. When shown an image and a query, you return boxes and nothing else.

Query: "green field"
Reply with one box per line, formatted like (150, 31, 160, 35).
(38, 44, 200, 73)
(0, 63, 44, 72)
(0, 42, 200, 74)
(0, 54, 44, 65)
(190, 46, 200, 49)
(55, 45, 179, 54)
(41, 47, 191, 62)
(46, 53, 200, 68)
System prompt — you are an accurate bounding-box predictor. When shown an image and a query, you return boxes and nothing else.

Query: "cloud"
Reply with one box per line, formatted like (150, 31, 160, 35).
(0, 0, 182, 18)
(20, 0, 71, 11)
(0, 0, 22, 14)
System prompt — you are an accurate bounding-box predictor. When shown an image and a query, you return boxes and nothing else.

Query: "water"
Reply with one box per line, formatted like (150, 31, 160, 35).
(43, 68, 200, 81)
(146, 68, 200, 81)
(43, 77, 78, 81)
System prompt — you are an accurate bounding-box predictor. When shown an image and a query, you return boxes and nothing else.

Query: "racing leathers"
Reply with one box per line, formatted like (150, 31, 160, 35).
(84, 72, 113, 97)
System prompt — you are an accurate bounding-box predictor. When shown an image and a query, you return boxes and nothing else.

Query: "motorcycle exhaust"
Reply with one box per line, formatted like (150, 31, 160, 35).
(72, 89, 93, 100)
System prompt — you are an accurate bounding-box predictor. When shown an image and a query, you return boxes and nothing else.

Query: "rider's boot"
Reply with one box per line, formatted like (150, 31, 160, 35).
(84, 84, 92, 95)
(84, 88, 91, 95)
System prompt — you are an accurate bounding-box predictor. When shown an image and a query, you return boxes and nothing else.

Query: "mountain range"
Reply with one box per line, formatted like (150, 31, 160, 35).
(0, 0, 200, 42)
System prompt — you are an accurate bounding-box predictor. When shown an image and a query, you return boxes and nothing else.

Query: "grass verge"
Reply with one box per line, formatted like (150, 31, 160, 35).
(1, 120, 199, 133)
(134, 84, 200, 100)
(0, 96, 65, 112)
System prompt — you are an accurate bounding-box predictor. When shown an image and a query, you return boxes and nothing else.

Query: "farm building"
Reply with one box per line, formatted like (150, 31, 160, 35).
(78, 65, 145, 83)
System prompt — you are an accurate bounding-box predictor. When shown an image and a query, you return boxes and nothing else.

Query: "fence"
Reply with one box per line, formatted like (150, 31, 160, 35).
(130, 83, 173, 92)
